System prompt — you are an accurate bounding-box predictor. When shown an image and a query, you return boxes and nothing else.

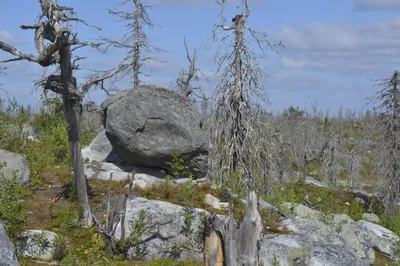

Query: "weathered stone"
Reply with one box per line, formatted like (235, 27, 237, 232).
(282, 216, 375, 264)
(259, 234, 370, 266)
(82, 130, 120, 163)
(305, 177, 328, 188)
(0, 223, 19, 266)
(358, 220, 399, 259)
(259, 234, 309, 266)
(101, 85, 208, 178)
(293, 204, 321, 220)
(0, 149, 31, 185)
(114, 197, 215, 261)
(362, 213, 381, 223)
(204, 194, 228, 210)
(17, 230, 62, 260)
(306, 244, 369, 266)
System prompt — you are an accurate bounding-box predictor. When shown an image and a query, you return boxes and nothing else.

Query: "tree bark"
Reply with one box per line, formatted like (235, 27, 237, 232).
(59, 41, 92, 227)
(204, 190, 262, 266)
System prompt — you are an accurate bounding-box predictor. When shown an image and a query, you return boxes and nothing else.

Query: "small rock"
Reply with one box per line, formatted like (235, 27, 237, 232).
(293, 204, 320, 220)
(362, 213, 381, 223)
(17, 230, 62, 260)
(0, 149, 31, 185)
(305, 177, 328, 188)
(204, 194, 227, 210)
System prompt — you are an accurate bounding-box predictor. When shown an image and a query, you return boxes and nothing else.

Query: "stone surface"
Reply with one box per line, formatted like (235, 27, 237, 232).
(17, 230, 61, 260)
(0, 149, 31, 185)
(358, 220, 400, 259)
(362, 213, 381, 223)
(82, 130, 121, 163)
(259, 234, 370, 266)
(203, 194, 228, 210)
(101, 85, 208, 178)
(0, 223, 19, 266)
(282, 214, 375, 264)
(305, 177, 328, 188)
(293, 204, 321, 220)
(114, 197, 215, 261)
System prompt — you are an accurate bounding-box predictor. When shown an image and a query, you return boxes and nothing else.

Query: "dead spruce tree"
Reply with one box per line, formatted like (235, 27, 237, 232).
(0, 0, 128, 226)
(102, 0, 164, 87)
(176, 38, 202, 99)
(370, 70, 400, 214)
(344, 138, 363, 187)
(204, 0, 280, 265)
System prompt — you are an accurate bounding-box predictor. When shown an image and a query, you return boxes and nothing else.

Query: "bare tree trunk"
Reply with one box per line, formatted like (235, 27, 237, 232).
(133, 0, 140, 87)
(204, 190, 262, 266)
(59, 45, 92, 226)
(231, 15, 244, 173)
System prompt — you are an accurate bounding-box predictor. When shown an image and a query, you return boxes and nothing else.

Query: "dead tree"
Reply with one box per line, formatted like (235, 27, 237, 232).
(344, 138, 363, 188)
(369, 70, 400, 214)
(176, 38, 202, 100)
(204, 0, 280, 264)
(0, 0, 128, 226)
(102, 0, 164, 87)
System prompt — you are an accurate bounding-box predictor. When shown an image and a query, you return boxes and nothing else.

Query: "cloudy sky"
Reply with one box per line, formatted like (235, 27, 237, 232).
(0, 0, 399, 114)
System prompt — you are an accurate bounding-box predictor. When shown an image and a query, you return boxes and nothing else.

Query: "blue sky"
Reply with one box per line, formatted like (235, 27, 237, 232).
(1, 0, 400, 114)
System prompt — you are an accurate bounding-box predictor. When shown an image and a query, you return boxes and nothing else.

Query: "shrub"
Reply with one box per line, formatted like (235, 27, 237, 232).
(0, 162, 29, 241)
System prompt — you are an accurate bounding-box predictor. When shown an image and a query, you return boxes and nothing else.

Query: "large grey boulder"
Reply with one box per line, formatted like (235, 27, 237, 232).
(101, 85, 208, 178)
(0, 149, 31, 185)
(0, 223, 19, 266)
(17, 230, 62, 260)
(114, 197, 213, 261)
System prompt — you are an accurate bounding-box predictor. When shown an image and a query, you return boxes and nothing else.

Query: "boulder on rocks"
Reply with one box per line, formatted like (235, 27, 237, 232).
(114, 197, 216, 261)
(0, 149, 31, 185)
(0, 223, 19, 266)
(17, 230, 62, 260)
(101, 85, 208, 178)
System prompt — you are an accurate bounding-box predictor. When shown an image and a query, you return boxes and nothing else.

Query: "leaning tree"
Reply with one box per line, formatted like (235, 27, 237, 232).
(204, 0, 281, 265)
(0, 0, 128, 226)
(370, 70, 400, 214)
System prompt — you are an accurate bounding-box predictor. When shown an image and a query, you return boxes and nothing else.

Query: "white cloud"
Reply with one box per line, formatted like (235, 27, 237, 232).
(271, 16, 400, 77)
(281, 56, 327, 70)
(0, 30, 26, 45)
(354, 0, 400, 11)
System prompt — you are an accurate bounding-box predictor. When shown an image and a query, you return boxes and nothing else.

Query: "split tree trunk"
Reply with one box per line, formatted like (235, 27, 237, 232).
(204, 190, 263, 266)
